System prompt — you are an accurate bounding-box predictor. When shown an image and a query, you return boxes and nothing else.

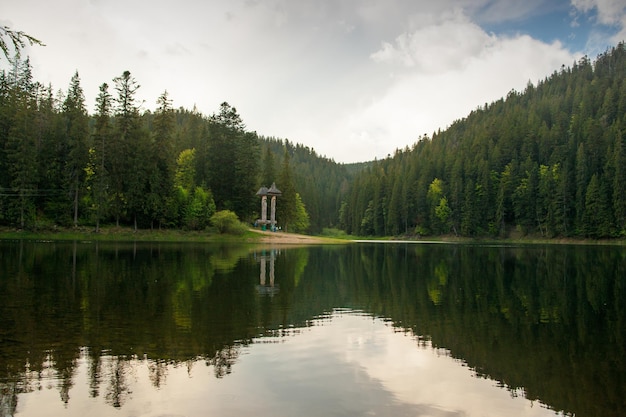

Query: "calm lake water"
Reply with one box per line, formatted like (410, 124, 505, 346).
(0, 240, 624, 417)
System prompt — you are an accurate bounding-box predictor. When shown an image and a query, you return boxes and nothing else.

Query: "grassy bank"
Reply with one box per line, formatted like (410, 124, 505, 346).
(0, 225, 263, 243)
(0, 226, 346, 245)
(320, 228, 626, 246)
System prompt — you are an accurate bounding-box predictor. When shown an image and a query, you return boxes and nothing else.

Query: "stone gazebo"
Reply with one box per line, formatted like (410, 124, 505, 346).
(256, 182, 282, 231)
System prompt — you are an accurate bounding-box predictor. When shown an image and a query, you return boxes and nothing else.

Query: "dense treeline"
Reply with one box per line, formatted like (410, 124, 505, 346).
(341, 42, 626, 238)
(0, 61, 351, 232)
(4, 42, 625, 238)
(261, 137, 352, 233)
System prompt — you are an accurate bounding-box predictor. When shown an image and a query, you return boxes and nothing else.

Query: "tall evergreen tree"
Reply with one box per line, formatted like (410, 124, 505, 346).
(207, 102, 259, 220)
(575, 142, 589, 232)
(613, 131, 626, 234)
(231, 131, 259, 219)
(110, 70, 142, 227)
(582, 174, 604, 237)
(4, 58, 37, 227)
(62, 71, 89, 227)
(277, 147, 296, 231)
(149, 90, 175, 228)
(90, 83, 112, 232)
(261, 144, 276, 187)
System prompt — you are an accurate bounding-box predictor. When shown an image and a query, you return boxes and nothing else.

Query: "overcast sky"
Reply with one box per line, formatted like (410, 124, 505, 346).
(3, 0, 626, 162)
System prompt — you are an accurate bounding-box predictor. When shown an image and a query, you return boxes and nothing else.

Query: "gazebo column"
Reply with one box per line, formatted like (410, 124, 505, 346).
(270, 196, 277, 231)
(261, 195, 268, 223)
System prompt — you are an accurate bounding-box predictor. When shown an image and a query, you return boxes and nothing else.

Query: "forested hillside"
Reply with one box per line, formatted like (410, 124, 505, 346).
(340, 42, 626, 239)
(0, 62, 352, 232)
(3, 43, 626, 238)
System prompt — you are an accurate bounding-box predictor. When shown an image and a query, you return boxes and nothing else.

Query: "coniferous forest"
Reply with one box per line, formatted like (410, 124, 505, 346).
(0, 63, 350, 233)
(1, 42, 626, 239)
(342, 42, 626, 239)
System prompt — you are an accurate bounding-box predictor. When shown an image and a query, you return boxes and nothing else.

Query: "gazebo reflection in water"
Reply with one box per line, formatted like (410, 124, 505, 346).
(255, 248, 279, 296)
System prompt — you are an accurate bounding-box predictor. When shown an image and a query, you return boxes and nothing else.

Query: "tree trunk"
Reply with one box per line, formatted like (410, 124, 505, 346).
(73, 183, 79, 228)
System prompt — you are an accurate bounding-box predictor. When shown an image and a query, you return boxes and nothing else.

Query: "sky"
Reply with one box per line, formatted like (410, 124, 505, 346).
(2, 0, 626, 163)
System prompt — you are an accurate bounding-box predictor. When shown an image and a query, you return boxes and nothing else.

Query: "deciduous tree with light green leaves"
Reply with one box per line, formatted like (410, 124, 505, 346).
(292, 193, 310, 233)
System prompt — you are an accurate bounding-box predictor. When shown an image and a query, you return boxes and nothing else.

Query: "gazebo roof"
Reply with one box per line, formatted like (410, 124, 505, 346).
(267, 182, 282, 196)
(257, 182, 282, 197)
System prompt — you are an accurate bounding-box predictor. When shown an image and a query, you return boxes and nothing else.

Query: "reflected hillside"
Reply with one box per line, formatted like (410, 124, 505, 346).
(0, 241, 624, 416)
(315, 243, 626, 417)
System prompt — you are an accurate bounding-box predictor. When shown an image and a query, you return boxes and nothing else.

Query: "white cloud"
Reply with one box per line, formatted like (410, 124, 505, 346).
(1, 0, 593, 163)
(336, 12, 577, 162)
(571, 0, 626, 45)
(370, 10, 495, 73)
(571, 0, 626, 25)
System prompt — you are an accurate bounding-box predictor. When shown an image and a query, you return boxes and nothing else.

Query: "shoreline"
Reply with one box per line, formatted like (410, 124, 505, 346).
(248, 229, 346, 245)
(0, 226, 624, 246)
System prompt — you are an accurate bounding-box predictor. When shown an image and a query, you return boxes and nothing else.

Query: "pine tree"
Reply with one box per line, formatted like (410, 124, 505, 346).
(583, 174, 603, 237)
(261, 145, 276, 187)
(208, 102, 259, 220)
(63, 71, 89, 227)
(277, 147, 296, 231)
(149, 90, 175, 228)
(613, 131, 626, 234)
(90, 83, 112, 232)
(575, 143, 588, 232)
(110, 70, 143, 227)
(207, 102, 244, 212)
(5, 58, 38, 227)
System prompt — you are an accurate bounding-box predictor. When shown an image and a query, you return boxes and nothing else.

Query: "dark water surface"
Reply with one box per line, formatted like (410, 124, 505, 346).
(0, 240, 624, 416)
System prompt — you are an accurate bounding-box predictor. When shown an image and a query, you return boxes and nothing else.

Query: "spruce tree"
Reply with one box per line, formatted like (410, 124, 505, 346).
(149, 90, 175, 228)
(5, 58, 37, 228)
(110, 70, 143, 227)
(63, 71, 89, 227)
(91, 83, 112, 231)
(277, 147, 296, 231)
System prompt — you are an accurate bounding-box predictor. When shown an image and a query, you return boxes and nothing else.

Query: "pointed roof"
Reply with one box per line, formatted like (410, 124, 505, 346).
(256, 186, 269, 196)
(267, 182, 282, 196)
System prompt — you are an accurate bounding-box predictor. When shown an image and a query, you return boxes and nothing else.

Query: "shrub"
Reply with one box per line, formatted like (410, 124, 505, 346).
(210, 210, 247, 235)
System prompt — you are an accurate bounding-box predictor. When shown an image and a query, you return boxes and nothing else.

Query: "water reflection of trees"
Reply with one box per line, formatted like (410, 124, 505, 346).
(0, 242, 312, 411)
(0, 242, 624, 416)
(313, 243, 626, 417)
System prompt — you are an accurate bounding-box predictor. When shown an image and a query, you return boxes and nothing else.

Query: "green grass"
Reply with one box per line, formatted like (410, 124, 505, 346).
(0, 225, 264, 243)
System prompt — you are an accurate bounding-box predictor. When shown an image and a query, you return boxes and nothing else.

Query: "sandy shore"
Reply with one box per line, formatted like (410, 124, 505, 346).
(249, 229, 344, 245)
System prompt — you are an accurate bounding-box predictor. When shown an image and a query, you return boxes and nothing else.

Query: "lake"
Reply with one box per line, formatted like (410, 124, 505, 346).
(0, 240, 624, 417)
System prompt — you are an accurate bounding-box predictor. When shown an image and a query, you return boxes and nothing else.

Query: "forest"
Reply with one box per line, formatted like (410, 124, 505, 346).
(341, 42, 626, 238)
(1, 42, 626, 238)
(0, 62, 351, 233)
